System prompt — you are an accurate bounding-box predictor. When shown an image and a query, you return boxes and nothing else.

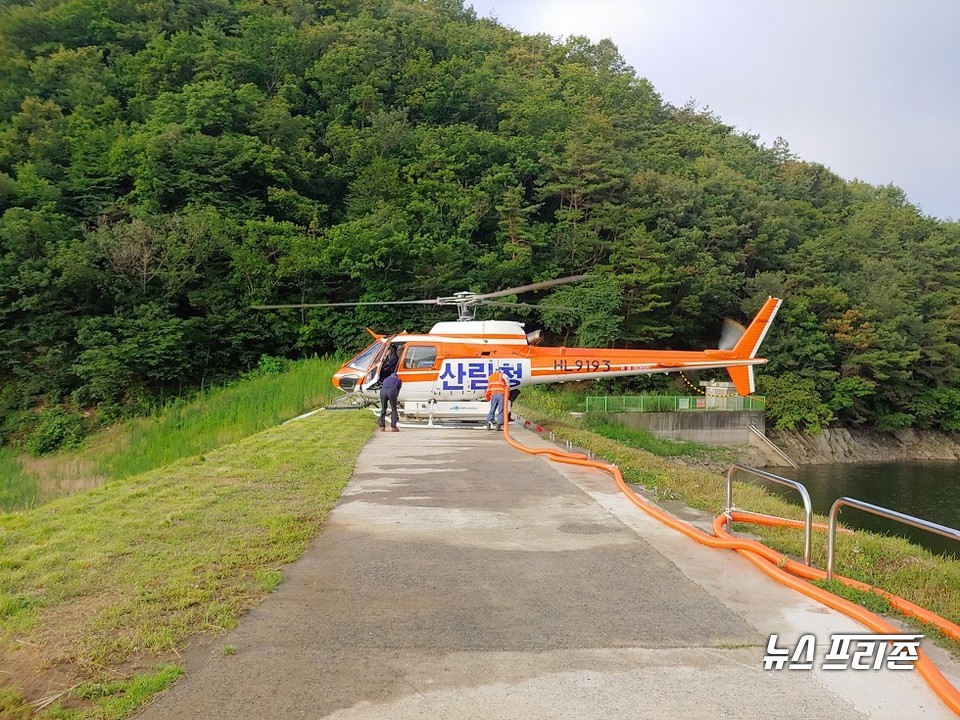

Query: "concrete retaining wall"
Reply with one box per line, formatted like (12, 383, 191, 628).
(612, 411, 766, 446)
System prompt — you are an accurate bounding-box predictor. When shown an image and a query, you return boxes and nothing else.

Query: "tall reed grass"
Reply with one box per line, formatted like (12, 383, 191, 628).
(0, 356, 344, 510)
(0, 448, 38, 510)
(93, 356, 343, 480)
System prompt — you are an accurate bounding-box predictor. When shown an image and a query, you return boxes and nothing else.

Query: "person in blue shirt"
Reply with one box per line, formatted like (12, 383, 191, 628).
(379, 372, 403, 432)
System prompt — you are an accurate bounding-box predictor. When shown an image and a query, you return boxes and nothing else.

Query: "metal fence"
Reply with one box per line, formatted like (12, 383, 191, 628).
(584, 395, 766, 413)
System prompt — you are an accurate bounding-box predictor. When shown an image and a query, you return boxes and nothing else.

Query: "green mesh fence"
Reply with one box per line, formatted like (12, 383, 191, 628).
(585, 395, 765, 413)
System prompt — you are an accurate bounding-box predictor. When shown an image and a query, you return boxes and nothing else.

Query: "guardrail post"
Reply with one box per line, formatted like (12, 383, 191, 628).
(726, 464, 813, 566)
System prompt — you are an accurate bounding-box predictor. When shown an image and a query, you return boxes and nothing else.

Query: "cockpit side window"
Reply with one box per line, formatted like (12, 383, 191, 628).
(402, 345, 438, 369)
(346, 340, 384, 372)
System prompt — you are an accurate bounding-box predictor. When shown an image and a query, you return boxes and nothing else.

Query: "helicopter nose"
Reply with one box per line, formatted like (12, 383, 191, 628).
(335, 374, 359, 392)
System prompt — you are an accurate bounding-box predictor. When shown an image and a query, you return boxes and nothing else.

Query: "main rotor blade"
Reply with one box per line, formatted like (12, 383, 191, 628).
(251, 299, 440, 310)
(474, 274, 592, 301)
(482, 301, 582, 312)
(252, 274, 592, 310)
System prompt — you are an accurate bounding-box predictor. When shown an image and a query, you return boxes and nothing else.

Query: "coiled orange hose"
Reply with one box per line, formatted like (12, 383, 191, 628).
(501, 404, 960, 716)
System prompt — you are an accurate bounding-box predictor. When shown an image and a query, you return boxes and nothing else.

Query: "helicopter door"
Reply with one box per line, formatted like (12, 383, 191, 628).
(359, 342, 397, 391)
(395, 344, 437, 400)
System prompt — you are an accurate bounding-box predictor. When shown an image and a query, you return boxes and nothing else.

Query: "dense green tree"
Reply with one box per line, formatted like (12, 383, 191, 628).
(1, 0, 958, 441)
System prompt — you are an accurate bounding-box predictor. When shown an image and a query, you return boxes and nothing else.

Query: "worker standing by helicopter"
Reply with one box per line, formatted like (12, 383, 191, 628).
(484, 369, 507, 430)
(379, 371, 402, 432)
(380, 345, 400, 380)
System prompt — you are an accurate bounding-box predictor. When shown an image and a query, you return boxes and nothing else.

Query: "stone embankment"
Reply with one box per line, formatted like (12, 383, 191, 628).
(761, 427, 960, 466)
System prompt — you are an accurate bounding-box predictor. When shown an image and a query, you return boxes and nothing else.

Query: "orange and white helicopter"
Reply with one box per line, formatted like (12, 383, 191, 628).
(255, 276, 781, 422)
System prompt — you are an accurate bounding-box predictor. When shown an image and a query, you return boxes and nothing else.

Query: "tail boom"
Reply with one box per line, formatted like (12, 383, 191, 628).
(503, 297, 782, 395)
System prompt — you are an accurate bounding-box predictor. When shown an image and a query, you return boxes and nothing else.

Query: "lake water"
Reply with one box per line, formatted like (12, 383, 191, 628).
(752, 461, 960, 559)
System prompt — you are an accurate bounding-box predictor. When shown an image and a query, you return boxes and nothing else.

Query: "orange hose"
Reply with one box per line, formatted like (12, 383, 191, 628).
(725, 511, 960, 641)
(501, 401, 960, 716)
(727, 509, 853, 534)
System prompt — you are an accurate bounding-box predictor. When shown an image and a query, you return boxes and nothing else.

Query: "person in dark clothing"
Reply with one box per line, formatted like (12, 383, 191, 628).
(380, 345, 400, 380)
(508, 388, 520, 423)
(379, 372, 402, 432)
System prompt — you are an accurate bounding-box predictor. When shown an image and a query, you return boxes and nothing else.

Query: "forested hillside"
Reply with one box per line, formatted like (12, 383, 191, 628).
(2, 0, 959, 445)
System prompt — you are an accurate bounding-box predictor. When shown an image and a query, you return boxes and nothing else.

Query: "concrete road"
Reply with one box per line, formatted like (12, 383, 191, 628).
(137, 421, 960, 719)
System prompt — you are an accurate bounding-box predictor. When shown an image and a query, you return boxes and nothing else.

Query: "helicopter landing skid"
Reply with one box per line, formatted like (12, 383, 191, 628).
(399, 400, 491, 427)
(324, 392, 372, 410)
(370, 401, 510, 429)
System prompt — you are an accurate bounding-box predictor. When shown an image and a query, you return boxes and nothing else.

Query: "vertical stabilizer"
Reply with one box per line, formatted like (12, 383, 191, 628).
(733, 297, 782, 359)
(725, 297, 782, 395)
(727, 366, 755, 395)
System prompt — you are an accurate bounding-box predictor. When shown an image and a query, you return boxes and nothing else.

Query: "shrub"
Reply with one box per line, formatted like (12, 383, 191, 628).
(757, 372, 833, 433)
(257, 354, 289, 374)
(25, 407, 85, 455)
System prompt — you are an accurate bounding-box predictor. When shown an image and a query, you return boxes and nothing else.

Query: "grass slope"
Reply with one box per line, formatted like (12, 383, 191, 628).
(2, 357, 343, 512)
(0, 409, 375, 717)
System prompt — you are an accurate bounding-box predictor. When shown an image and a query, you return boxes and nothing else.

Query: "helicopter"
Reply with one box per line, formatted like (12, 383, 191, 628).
(253, 276, 782, 422)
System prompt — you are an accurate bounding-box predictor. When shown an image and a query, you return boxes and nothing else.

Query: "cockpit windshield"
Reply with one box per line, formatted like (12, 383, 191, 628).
(345, 340, 384, 372)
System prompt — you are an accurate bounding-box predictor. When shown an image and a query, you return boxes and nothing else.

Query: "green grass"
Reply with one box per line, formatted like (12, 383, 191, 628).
(0, 448, 38, 510)
(0, 687, 34, 720)
(254, 568, 284, 592)
(1, 356, 344, 511)
(46, 665, 185, 719)
(93, 356, 344, 480)
(582, 414, 716, 458)
(0, 408, 376, 717)
(516, 389, 960, 652)
(521, 385, 591, 414)
(520, 386, 733, 460)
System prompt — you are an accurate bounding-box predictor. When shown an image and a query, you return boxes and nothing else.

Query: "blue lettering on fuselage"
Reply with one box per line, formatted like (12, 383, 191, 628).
(438, 360, 527, 391)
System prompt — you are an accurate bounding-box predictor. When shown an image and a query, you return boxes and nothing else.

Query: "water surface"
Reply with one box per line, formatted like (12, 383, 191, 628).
(753, 461, 960, 558)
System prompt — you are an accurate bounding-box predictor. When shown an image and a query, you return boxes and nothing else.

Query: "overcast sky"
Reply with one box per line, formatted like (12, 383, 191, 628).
(467, 0, 960, 221)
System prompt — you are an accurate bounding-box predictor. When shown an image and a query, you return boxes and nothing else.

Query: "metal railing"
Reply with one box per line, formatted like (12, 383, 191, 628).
(585, 395, 765, 413)
(726, 464, 813, 566)
(826, 497, 960, 580)
(747, 424, 798, 468)
(724, 468, 960, 575)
